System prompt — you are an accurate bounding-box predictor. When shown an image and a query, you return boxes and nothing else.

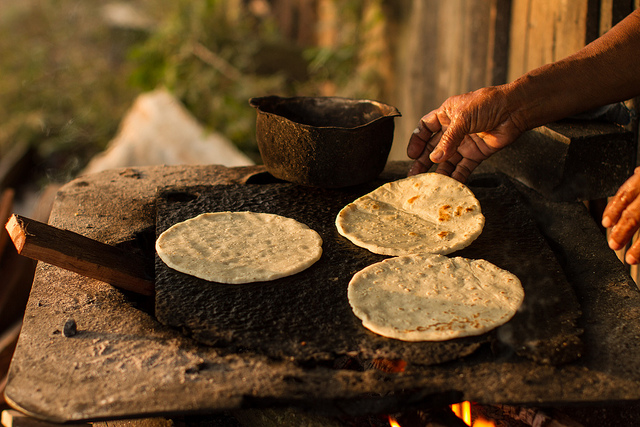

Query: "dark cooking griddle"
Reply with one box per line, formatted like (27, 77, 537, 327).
(155, 173, 583, 367)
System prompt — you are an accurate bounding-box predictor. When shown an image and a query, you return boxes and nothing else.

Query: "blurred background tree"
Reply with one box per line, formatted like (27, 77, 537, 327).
(0, 0, 390, 184)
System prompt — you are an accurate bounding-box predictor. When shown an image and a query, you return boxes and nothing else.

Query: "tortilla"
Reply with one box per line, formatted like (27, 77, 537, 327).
(335, 173, 484, 256)
(156, 212, 323, 284)
(348, 254, 524, 341)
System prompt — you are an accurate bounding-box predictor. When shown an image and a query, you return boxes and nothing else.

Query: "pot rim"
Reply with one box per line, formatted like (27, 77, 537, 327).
(249, 95, 401, 130)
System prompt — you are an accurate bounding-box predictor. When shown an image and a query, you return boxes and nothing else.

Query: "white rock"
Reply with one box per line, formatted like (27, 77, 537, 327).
(82, 88, 254, 175)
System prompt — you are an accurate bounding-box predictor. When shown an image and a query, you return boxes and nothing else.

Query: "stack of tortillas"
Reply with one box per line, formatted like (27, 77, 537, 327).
(337, 173, 524, 341)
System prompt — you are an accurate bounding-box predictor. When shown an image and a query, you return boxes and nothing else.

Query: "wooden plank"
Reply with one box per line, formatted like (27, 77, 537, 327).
(432, 0, 502, 100)
(598, 0, 635, 36)
(390, 0, 512, 160)
(507, 0, 531, 81)
(488, 0, 512, 85)
(585, 0, 601, 44)
(600, 0, 614, 33)
(0, 189, 14, 262)
(0, 322, 20, 374)
(527, 0, 553, 70)
(389, 0, 441, 160)
(508, 0, 588, 79)
(553, 0, 589, 60)
(435, 0, 461, 102)
(233, 407, 343, 427)
(0, 322, 21, 409)
(0, 241, 36, 333)
(461, 0, 489, 91)
(93, 419, 172, 427)
(1, 410, 89, 427)
(5, 215, 154, 296)
(611, 0, 636, 25)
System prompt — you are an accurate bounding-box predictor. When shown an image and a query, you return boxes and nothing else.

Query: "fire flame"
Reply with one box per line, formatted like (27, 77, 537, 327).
(387, 402, 495, 427)
(451, 401, 472, 425)
(451, 401, 496, 427)
(473, 419, 497, 427)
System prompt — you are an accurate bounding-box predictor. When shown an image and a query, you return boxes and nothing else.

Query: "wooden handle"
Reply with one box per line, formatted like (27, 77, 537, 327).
(5, 214, 154, 296)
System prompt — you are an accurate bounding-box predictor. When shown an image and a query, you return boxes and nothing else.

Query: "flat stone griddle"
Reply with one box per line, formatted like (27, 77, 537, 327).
(155, 173, 582, 367)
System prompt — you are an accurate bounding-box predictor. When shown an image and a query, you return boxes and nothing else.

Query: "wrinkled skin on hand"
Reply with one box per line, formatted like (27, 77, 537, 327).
(602, 167, 640, 265)
(407, 86, 526, 183)
(406, 9, 640, 262)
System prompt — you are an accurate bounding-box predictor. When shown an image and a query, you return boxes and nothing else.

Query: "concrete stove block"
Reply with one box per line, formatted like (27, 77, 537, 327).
(480, 120, 635, 201)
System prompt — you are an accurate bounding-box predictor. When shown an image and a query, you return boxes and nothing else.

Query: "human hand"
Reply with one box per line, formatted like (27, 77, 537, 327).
(602, 167, 640, 264)
(407, 86, 526, 183)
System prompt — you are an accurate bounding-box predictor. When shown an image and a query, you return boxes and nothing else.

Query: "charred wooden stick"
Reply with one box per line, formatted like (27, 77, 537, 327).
(488, 404, 585, 427)
(5, 214, 154, 296)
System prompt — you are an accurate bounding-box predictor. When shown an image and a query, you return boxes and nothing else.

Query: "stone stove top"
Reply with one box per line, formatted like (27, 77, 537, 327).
(5, 162, 640, 423)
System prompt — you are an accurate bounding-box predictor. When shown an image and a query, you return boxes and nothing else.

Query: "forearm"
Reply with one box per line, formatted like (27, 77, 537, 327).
(505, 9, 640, 131)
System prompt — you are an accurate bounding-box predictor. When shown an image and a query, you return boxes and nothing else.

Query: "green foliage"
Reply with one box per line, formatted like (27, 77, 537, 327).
(129, 0, 288, 159)
(0, 1, 146, 180)
(129, 0, 373, 161)
(0, 0, 380, 181)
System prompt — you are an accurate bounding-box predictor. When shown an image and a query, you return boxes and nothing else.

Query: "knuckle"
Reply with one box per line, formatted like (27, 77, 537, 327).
(457, 163, 473, 177)
(620, 209, 640, 230)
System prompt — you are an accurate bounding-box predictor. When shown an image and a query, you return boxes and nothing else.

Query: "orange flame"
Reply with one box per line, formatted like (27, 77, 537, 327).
(450, 401, 496, 427)
(387, 403, 496, 427)
(473, 418, 497, 427)
(387, 415, 401, 427)
(451, 401, 472, 425)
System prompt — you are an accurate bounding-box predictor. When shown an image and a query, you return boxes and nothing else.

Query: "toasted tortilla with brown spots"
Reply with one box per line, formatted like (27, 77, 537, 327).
(348, 254, 524, 341)
(335, 173, 484, 256)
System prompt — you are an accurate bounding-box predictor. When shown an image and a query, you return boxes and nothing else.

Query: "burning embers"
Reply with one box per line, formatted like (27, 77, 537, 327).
(385, 403, 595, 427)
(386, 402, 496, 427)
(340, 358, 499, 427)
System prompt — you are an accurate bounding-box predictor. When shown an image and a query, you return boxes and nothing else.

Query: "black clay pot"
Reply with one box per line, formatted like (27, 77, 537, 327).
(249, 96, 401, 188)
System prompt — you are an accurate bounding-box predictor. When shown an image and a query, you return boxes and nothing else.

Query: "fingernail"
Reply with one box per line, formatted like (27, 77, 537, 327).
(430, 149, 443, 162)
(627, 253, 638, 265)
(601, 216, 612, 228)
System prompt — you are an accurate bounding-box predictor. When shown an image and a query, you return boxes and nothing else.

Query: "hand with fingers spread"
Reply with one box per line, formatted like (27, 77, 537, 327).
(602, 167, 640, 264)
(407, 9, 640, 185)
(407, 86, 525, 183)
(405, 8, 640, 261)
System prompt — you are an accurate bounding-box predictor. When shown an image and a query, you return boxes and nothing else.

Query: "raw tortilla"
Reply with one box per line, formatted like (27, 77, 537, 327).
(156, 212, 323, 284)
(336, 173, 484, 256)
(348, 254, 524, 341)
